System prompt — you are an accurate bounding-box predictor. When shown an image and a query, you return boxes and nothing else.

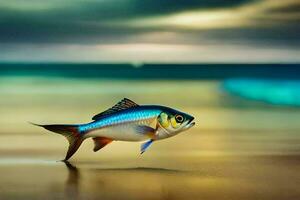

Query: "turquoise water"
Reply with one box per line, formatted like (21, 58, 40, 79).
(223, 79, 300, 106)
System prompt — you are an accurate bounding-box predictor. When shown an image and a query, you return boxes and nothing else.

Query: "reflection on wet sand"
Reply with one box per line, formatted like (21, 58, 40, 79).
(64, 161, 80, 200)
(63, 161, 181, 200)
(59, 156, 300, 200)
(0, 153, 299, 199)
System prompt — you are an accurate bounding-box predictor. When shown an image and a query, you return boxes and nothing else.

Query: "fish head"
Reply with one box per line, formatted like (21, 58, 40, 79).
(157, 107, 195, 137)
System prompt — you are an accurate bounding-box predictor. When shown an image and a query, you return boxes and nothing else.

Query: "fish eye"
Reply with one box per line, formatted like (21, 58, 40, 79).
(175, 115, 184, 123)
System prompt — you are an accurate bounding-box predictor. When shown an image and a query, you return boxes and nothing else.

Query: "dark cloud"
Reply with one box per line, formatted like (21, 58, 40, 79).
(202, 26, 300, 48)
(268, 3, 300, 14)
(0, 16, 135, 44)
(129, 0, 252, 17)
(0, 0, 254, 43)
(0, 0, 253, 21)
(60, 0, 253, 20)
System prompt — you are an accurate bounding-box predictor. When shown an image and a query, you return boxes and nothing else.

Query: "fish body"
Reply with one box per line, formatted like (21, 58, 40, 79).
(80, 106, 161, 141)
(33, 98, 195, 160)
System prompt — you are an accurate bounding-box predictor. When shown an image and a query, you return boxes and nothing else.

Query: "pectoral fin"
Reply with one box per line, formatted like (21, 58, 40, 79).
(135, 125, 156, 139)
(140, 139, 153, 154)
(92, 137, 113, 152)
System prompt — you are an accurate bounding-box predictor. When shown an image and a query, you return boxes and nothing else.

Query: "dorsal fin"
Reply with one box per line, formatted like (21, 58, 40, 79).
(92, 98, 139, 120)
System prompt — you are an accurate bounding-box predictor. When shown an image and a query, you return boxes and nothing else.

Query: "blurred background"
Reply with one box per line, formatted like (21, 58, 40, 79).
(0, 0, 300, 200)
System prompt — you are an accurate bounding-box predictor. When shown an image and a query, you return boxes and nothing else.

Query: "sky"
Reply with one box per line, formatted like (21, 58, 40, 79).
(0, 0, 299, 63)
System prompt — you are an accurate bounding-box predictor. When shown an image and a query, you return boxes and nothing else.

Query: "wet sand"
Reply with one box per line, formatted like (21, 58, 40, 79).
(1, 78, 300, 199)
(0, 152, 299, 200)
(0, 125, 299, 200)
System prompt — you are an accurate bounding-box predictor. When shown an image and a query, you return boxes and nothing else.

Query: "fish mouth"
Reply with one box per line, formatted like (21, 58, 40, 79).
(185, 117, 195, 129)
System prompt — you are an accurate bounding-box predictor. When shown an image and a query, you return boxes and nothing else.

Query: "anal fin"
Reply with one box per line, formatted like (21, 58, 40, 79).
(93, 137, 113, 152)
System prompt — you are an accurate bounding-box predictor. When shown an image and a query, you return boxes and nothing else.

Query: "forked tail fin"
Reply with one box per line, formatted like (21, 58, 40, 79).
(31, 123, 84, 161)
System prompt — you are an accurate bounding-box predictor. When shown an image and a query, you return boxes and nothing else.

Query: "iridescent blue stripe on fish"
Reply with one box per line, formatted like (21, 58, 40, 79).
(79, 109, 161, 133)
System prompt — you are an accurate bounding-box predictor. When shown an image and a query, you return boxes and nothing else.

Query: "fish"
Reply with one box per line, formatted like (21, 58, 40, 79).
(32, 98, 195, 161)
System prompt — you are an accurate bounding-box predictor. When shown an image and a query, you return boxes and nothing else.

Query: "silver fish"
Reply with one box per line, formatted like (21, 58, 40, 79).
(32, 98, 195, 160)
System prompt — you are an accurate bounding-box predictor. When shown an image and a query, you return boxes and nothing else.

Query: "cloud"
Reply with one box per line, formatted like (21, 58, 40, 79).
(266, 0, 300, 14)
(0, 0, 252, 16)
(0, 0, 299, 62)
(0, 0, 256, 44)
(122, 0, 300, 29)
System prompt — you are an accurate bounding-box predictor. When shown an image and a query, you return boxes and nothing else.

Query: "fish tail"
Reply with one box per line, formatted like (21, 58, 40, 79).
(30, 122, 84, 161)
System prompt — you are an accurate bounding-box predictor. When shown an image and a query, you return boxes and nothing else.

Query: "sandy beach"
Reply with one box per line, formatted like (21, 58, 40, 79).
(0, 77, 300, 199)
